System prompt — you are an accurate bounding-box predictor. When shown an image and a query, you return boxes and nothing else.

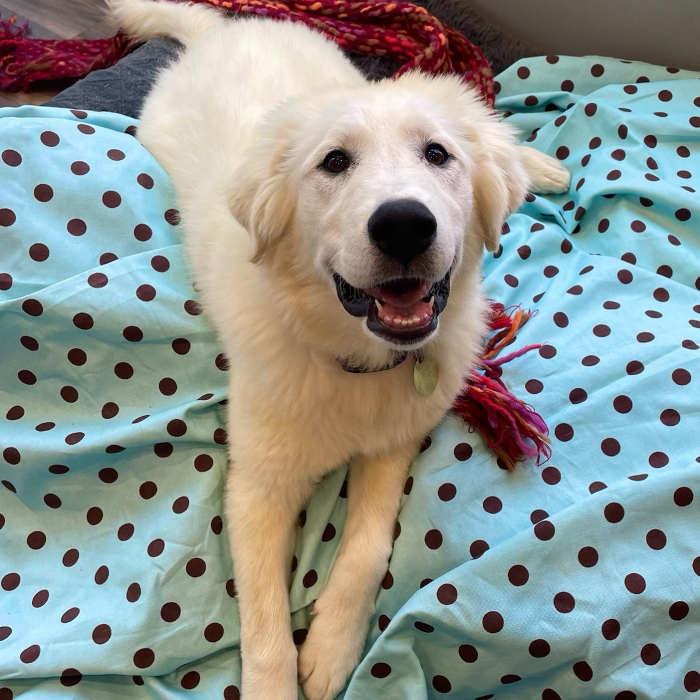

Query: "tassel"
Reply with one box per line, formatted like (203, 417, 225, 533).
(452, 301, 551, 471)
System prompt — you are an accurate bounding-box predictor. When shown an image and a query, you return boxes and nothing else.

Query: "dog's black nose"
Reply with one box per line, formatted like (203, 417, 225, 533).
(368, 199, 437, 266)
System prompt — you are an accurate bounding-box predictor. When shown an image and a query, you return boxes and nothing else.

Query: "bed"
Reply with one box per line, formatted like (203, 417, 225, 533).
(0, 48, 698, 700)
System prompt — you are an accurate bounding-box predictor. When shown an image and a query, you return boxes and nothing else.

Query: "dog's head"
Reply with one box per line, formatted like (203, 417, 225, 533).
(229, 72, 528, 354)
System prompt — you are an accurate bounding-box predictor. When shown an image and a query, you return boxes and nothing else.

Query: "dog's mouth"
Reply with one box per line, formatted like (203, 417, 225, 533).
(333, 272, 451, 343)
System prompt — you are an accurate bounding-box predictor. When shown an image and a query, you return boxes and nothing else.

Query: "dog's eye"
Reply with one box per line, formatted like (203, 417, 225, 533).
(425, 143, 449, 166)
(323, 150, 350, 174)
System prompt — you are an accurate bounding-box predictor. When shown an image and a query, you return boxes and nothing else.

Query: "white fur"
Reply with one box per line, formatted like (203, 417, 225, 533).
(109, 2, 570, 698)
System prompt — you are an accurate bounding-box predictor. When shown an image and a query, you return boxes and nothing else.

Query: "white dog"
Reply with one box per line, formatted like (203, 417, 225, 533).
(109, 2, 570, 698)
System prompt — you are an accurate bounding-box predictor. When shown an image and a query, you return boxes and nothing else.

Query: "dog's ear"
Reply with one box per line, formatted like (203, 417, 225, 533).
(469, 119, 529, 252)
(228, 117, 298, 264)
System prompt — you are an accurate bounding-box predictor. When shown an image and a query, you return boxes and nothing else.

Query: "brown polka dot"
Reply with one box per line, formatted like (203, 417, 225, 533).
(669, 601, 689, 620)
(0, 272, 12, 289)
(544, 264, 560, 277)
(92, 623, 111, 644)
(126, 583, 141, 602)
(186, 557, 206, 577)
(20, 645, 41, 663)
(184, 299, 203, 315)
(532, 519, 556, 542)
(62, 549, 79, 567)
(1, 572, 20, 590)
(171, 338, 190, 355)
(26, 530, 46, 549)
(432, 675, 451, 693)
(102, 191, 121, 208)
(67, 218, 87, 236)
(508, 564, 529, 586)
(591, 64, 604, 77)
(165, 208, 181, 225)
(137, 173, 154, 189)
(624, 573, 646, 594)
(569, 388, 587, 404)
(133, 648, 155, 668)
(517, 66, 530, 79)
(646, 529, 666, 550)
(482, 611, 504, 633)
(613, 395, 633, 413)
(172, 496, 189, 514)
(539, 345, 556, 358)
(553, 312, 568, 328)
(151, 255, 170, 273)
(134, 223, 152, 241)
(122, 325, 143, 342)
(425, 529, 443, 549)
(371, 662, 392, 678)
(626, 360, 644, 375)
(147, 539, 165, 557)
(481, 496, 502, 514)
(88, 272, 108, 288)
(71, 161, 90, 175)
(601, 438, 621, 456)
(573, 661, 593, 681)
(214, 428, 228, 444)
(674, 486, 693, 506)
(117, 523, 134, 541)
(438, 483, 456, 501)
(136, 284, 156, 301)
(638, 643, 661, 666)
(602, 618, 620, 640)
(556, 146, 570, 160)
(107, 149, 125, 161)
(459, 644, 478, 662)
(40, 131, 60, 147)
(578, 546, 599, 567)
(60, 668, 82, 687)
(44, 493, 61, 508)
(469, 539, 489, 558)
(541, 466, 561, 485)
(194, 454, 213, 472)
(604, 503, 624, 523)
(561, 79, 574, 91)
(675, 208, 691, 222)
(2, 149, 22, 166)
(437, 583, 458, 605)
(567, 285, 583, 295)
(3, 446, 21, 464)
(529, 639, 551, 657)
(61, 386, 79, 404)
(167, 419, 187, 437)
(649, 450, 668, 467)
(33, 184, 53, 202)
(554, 423, 574, 441)
(618, 124, 628, 139)
(554, 591, 575, 612)
(660, 408, 680, 426)
(685, 671, 700, 692)
(86, 507, 103, 525)
(204, 622, 224, 642)
(6, 405, 24, 420)
(115, 362, 134, 379)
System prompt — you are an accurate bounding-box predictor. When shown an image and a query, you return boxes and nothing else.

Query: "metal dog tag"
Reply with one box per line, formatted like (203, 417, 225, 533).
(413, 356, 439, 397)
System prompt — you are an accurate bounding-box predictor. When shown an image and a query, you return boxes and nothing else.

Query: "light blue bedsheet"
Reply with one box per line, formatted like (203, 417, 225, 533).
(0, 54, 698, 700)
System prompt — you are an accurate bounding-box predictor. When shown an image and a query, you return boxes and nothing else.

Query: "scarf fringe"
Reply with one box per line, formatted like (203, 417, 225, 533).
(452, 301, 551, 471)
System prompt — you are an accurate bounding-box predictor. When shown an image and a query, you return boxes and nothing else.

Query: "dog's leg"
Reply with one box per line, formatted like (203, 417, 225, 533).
(227, 463, 316, 700)
(518, 145, 571, 194)
(298, 443, 418, 700)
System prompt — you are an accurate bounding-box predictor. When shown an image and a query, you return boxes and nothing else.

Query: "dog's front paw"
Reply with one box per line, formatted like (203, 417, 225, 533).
(298, 606, 368, 700)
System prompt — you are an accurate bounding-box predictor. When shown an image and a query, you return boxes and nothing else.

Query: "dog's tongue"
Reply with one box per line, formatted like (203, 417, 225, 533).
(369, 279, 430, 308)
(367, 279, 433, 326)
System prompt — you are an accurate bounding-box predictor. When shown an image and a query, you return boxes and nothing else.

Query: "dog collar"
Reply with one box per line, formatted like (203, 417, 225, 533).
(337, 350, 439, 396)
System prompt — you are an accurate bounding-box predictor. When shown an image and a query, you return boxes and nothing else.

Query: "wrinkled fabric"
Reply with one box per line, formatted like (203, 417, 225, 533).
(0, 53, 699, 700)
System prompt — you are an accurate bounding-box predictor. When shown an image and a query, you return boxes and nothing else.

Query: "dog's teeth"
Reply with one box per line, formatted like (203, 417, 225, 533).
(401, 319, 409, 327)
(412, 316, 420, 324)
(375, 299, 382, 312)
(406, 319, 414, 327)
(393, 318, 402, 327)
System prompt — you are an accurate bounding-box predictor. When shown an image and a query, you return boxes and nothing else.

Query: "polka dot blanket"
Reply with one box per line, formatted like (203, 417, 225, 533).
(0, 55, 698, 700)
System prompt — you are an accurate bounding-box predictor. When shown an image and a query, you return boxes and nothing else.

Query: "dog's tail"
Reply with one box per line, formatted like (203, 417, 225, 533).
(107, 0, 223, 48)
